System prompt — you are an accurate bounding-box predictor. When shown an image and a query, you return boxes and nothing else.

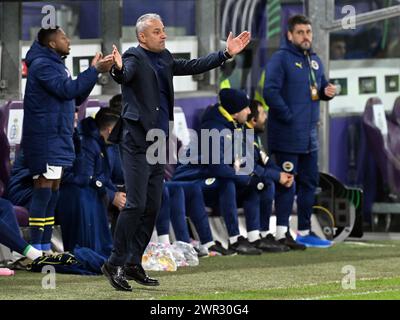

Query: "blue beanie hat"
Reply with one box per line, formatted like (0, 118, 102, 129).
(219, 88, 249, 114)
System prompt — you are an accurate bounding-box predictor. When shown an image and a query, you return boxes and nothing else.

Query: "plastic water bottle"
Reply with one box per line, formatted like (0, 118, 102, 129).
(9, 145, 16, 165)
(0, 268, 15, 276)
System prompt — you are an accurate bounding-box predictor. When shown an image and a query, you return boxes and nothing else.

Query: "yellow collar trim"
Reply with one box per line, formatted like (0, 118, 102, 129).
(218, 106, 235, 123)
(245, 121, 254, 129)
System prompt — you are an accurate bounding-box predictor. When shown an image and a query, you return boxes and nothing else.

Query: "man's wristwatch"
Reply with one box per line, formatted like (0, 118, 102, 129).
(223, 48, 233, 60)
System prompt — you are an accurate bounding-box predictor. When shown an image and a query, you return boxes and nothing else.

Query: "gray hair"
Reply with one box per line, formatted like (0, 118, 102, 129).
(135, 13, 162, 40)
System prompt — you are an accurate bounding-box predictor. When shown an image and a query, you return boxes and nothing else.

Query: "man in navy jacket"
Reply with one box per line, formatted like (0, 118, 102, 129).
(245, 100, 293, 251)
(58, 109, 121, 256)
(103, 13, 251, 291)
(173, 89, 266, 256)
(263, 15, 336, 248)
(22, 26, 113, 255)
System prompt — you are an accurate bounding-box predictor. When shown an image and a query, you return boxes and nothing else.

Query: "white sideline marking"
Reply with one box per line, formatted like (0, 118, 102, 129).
(343, 241, 396, 248)
(302, 288, 400, 300)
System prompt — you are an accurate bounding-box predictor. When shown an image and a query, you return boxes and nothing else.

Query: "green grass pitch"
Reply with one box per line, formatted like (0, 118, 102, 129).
(1, 241, 400, 300)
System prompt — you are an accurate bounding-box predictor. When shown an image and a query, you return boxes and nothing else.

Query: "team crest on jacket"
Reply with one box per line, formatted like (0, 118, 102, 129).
(282, 161, 294, 173)
(205, 178, 216, 186)
(311, 60, 319, 70)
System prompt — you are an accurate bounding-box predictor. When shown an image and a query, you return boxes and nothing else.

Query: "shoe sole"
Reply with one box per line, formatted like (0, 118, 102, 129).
(101, 265, 132, 292)
(223, 253, 238, 256)
(132, 279, 160, 286)
(286, 245, 307, 251)
(260, 248, 291, 253)
(209, 251, 238, 257)
(279, 242, 307, 251)
(236, 251, 262, 255)
(125, 276, 160, 286)
(301, 244, 333, 248)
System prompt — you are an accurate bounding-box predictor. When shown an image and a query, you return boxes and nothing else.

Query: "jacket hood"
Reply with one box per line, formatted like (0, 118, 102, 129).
(201, 104, 221, 124)
(79, 117, 103, 144)
(25, 41, 63, 67)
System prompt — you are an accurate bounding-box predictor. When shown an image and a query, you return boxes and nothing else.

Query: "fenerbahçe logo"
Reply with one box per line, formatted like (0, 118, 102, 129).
(311, 60, 319, 70)
(205, 178, 216, 186)
(282, 161, 294, 173)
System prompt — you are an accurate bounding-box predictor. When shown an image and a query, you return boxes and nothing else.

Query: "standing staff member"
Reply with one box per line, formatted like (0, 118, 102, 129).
(263, 15, 336, 248)
(23, 26, 113, 255)
(102, 13, 250, 291)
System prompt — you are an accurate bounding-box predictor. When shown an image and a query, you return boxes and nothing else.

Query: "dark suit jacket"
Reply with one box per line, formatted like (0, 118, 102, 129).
(110, 46, 227, 138)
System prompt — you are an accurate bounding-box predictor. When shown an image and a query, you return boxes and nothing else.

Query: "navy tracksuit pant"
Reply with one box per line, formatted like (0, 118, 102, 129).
(0, 198, 29, 255)
(273, 151, 319, 231)
(157, 181, 214, 245)
(202, 178, 260, 236)
(109, 122, 165, 266)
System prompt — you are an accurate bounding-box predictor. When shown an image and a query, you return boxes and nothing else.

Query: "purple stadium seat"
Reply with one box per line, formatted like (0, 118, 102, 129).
(388, 97, 400, 171)
(0, 117, 11, 187)
(77, 99, 88, 121)
(0, 101, 10, 131)
(99, 100, 109, 108)
(1, 101, 24, 158)
(389, 96, 400, 126)
(0, 103, 29, 227)
(2, 101, 24, 132)
(0, 180, 4, 197)
(77, 98, 102, 120)
(14, 206, 29, 227)
(362, 97, 400, 196)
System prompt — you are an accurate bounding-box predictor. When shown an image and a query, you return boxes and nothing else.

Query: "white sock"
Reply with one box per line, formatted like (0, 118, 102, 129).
(247, 230, 260, 243)
(229, 235, 239, 245)
(158, 234, 170, 244)
(260, 231, 269, 238)
(298, 229, 310, 237)
(276, 226, 288, 240)
(24, 245, 42, 261)
(203, 241, 215, 249)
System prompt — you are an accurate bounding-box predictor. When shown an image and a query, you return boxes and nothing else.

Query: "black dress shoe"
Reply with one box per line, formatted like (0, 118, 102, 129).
(208, 241, 237, 256)
(101, 262, 132, 292)
(253, 234, 291, 253)
(228, 236, 262, 255)
(278, 232, 306, 251)
(125, 264, 160, 286)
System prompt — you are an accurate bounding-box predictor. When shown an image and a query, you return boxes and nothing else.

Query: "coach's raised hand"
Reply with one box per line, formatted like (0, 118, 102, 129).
(92, 52, 114, 73)
(225, 31, 251, 57)
(112, 45, 123, 70)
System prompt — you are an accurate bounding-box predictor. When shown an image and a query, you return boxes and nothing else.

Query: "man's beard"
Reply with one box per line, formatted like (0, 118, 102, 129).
(255, 126, 265, 134)
(295, 42, 311, 51)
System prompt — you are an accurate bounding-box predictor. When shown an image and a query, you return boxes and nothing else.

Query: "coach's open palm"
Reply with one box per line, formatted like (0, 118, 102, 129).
(226, 31, 251, 57)
(112, 45, 123, 70)
(92, 52, 114, 73)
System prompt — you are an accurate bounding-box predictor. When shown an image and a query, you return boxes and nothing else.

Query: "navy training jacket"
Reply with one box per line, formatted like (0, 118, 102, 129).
(263, 39, 333, 154)
(23, 41, 98, 175)
(62, 117, 117, 203)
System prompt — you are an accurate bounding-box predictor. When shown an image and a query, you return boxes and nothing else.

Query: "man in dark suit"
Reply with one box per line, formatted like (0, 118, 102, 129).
(101, 13, 250, 291)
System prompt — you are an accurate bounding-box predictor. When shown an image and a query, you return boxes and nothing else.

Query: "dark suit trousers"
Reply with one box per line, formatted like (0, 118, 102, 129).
(108, 120, 165, 266)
